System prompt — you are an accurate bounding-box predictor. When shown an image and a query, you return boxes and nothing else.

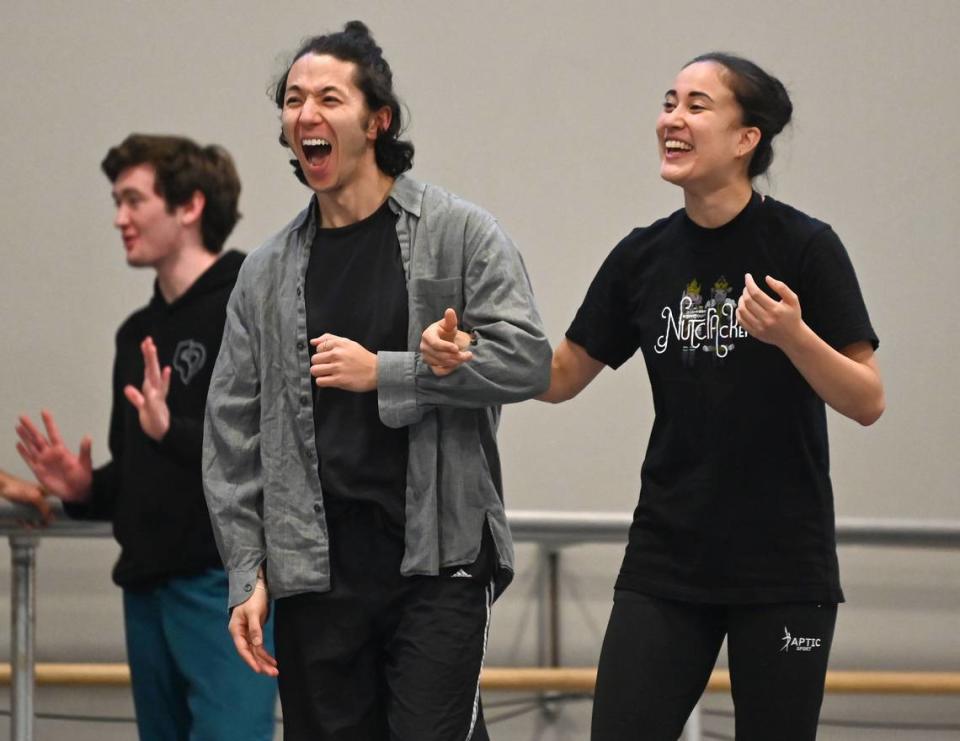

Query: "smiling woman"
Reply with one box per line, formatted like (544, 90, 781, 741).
(656, 54, 792, 224)
(520, 52, 886, 741)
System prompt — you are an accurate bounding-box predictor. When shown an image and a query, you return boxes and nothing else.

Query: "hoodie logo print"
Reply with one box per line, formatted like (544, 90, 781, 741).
(173, 340, 207, 385)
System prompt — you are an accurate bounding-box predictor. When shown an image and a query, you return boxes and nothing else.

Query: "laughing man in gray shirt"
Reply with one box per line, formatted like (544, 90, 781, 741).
(202, 21, 550, 741)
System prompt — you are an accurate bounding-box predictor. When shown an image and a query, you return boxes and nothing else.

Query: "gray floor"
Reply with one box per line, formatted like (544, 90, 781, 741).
(2, 687, 959, 740)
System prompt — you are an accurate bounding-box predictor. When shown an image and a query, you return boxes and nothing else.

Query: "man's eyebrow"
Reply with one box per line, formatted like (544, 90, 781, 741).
(284, 83, 345, 96)
(112, 187, 142, 200)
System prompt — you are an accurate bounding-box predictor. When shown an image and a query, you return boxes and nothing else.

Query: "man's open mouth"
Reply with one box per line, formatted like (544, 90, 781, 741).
(302, 138, 332, 165)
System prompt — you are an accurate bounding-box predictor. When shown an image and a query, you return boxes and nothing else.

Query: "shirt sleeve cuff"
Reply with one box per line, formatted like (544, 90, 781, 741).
(227, 566, 263, 609)
(377, 351, 423, 428)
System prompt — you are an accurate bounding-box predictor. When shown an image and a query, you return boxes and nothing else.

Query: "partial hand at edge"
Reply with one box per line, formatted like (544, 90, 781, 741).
(0, 469, 53, 524)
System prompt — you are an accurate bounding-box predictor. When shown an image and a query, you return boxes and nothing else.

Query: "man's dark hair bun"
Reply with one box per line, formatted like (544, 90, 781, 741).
(343, 21, 371, 37)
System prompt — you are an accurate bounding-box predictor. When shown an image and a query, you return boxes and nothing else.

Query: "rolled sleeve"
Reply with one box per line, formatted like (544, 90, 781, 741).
(377, 350, 421, 428)
(414, 216, 551, 408)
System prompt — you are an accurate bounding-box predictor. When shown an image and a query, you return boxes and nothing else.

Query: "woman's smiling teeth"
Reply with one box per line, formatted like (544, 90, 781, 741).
(302, 138, 332, 164)
(665, 139, 693, 152)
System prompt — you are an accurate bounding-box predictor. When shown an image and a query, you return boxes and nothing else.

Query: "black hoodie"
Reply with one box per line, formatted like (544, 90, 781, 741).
(69, 250, 245, 589)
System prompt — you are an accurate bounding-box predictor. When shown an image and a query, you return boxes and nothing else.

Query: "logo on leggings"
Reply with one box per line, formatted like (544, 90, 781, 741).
(781, 626, 822, 652)
(173, 340, 207, 385)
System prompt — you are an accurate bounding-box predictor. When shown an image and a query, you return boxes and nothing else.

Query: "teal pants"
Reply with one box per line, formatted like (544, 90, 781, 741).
(123, 569, 277, 741)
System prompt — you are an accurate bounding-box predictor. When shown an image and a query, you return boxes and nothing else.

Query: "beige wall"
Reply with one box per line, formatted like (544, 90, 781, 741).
(1, 1, 958, 738)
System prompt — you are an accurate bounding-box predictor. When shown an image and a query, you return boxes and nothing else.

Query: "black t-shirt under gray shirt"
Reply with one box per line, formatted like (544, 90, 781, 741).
(567, 193, 878, 605)
(305, 199, 409, 532)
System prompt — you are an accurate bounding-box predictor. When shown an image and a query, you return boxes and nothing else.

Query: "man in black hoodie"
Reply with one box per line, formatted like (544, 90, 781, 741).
(15, 134, 277, 741)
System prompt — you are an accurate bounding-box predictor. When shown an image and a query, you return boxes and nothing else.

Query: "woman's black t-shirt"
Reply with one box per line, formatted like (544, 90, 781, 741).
(567, 193, 878, 604)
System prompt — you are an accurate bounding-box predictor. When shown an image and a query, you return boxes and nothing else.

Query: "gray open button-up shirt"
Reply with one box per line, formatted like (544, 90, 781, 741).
(203, 174, 551, 607)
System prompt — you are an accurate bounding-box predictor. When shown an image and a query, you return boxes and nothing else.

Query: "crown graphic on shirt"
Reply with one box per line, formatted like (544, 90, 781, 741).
(712, 276, 732, 293)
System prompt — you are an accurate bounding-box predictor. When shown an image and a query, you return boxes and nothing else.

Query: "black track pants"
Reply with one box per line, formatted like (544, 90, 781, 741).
(591, 590, 837, 741)
(274, 504, 493, 741)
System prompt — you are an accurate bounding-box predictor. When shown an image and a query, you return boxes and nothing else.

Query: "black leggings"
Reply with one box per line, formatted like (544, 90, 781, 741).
(591, 590, 837, 741)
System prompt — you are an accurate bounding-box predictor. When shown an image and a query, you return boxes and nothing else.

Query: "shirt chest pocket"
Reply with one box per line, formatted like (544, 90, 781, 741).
(409, 276, 464, 324)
